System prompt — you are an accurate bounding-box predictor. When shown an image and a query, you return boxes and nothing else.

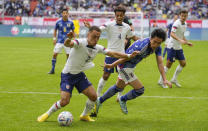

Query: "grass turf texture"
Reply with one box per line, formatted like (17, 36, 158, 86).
(0, 37, 207, 131)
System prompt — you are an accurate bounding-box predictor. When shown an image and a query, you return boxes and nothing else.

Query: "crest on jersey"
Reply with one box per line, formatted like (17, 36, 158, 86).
(66, 84, 70, 89)
(67, 23, 71, 27)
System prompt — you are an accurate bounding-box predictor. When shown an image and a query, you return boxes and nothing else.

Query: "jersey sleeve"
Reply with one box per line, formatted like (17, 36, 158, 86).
(72, 39, 85, 48)
(99, 22, 110, 32)
(155, 46, 162, 56)
(171, 21, 179, 33)
(55, 21, 59, 30)
(97, 45, 108, 54)
(126, 25, 134, 38)
(71, 22, 75, 30)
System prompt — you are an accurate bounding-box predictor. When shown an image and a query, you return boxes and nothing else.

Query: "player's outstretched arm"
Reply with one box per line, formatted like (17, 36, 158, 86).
(106, 51, 139, 59)
(104, 58, 127, 69)
(64, 32, 75, 48)
(156, 55, 172, 88)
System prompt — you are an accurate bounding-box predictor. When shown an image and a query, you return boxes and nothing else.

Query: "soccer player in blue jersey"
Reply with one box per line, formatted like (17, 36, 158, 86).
(163, 14, 178, 58)
(93, 28, 172, 115)
(48, 8, 75, 74)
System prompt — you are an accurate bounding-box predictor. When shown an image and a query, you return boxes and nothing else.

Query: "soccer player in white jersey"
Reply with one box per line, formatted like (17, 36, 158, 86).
(158, 9, 193, 88)
(48, 8, 75, 74)
(84, 6, 139, 100)
(37, 26, 139, 122)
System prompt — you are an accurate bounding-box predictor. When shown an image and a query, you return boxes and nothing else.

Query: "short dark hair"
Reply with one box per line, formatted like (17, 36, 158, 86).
(89, 26, 101, 33)
(151, 28, 166, 41)
(180, 9, 188, 14)
(114, 5, 126, 14)
(62, 8, 68, 13)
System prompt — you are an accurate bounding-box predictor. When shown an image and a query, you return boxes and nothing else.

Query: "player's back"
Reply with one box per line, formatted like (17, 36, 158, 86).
(122, 38, 161, 68)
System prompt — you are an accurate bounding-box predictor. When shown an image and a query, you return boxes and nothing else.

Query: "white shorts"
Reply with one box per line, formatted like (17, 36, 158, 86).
(118, 67, 137, 84)
(165, 38, 170, 46)
(53, 43, 71, 54)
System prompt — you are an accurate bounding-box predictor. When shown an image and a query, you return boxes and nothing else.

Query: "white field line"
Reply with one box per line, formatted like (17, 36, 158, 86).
(0, 91, 208, 100)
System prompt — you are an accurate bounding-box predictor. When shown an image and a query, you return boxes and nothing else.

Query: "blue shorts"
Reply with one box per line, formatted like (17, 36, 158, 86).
(60, 72, 92, 94)
(104, 57, 118, 73)
(167, 48, 185, 62)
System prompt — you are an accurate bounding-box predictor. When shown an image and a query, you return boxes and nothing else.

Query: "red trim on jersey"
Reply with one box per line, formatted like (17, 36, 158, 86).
(173, 26, 177, 29)
(74, 39, 79, 45)
(55, 102, 58, 109)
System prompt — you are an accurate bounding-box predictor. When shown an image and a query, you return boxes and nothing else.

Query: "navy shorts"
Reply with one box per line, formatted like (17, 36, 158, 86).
(60, 72, 92, 94)
(104, 57, 118, 73)
(167, 48, 185, 62)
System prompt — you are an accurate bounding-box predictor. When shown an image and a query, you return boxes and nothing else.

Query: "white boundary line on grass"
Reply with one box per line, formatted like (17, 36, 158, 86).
(0, 91, 208, 100)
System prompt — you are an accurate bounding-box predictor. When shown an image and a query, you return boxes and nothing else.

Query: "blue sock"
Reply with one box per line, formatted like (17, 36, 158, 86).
(120, 87, 144, 101)
(51, 59, 56, 71)
(99, 85, 123, 103)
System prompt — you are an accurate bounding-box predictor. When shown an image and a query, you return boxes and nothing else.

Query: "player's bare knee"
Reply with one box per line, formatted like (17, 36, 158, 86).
(60, 98, 70, 106)
(89, 94, 97, 102)
(103, 73, 110, 80)
(180, 62, 186, 67)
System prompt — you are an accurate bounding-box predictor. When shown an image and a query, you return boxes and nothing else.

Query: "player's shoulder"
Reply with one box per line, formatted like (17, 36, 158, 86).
(74, 38, 87, 46)
(173, 19, 181, 25)
(56, 18, 62, 23)
(135, 38, 150, 47)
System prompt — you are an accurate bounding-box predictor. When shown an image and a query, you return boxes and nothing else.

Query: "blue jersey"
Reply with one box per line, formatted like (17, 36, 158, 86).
(120, 38, 161, 68)
(167, 23, 173, 38)
(55, 18, 75, 43)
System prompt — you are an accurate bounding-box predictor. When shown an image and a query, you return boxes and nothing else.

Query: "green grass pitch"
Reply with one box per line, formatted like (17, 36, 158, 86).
(0, 37, 207, 131)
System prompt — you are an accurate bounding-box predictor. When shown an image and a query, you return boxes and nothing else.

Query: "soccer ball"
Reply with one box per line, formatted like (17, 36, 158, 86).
(57, 111, 73, 126)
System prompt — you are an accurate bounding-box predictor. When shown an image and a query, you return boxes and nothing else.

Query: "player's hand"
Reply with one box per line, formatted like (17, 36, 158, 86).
(83, 21, 90, 28)
(67, 32, 74, 39)
(179, 39, 187, 44)
(130, 51, 140, 58)
(163, 80, 172, 88)
(186, 42, 193, 47)
(103, 63, 114, 69)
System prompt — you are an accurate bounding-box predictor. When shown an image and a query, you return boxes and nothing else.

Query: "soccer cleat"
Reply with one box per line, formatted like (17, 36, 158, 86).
(158, 82, 168, 88)
(171, 79, 181, 87)
(37, 113, 49, 122)
(118, 97, 128, 114)
(48, 70, 55, 74)
(80, 115, 95, 122)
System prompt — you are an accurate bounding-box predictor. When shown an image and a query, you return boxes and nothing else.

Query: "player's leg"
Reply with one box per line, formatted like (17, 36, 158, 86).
(37, 73, 73, 122)
(73, 72, 96, 122)
(63, 45, 71, 60)
(48, 43, 63, 74)
(171, 49, 186, 87)
(97, 57, 117, 97)
(37, 91, 71, 122)
(80, 85, 97, 122)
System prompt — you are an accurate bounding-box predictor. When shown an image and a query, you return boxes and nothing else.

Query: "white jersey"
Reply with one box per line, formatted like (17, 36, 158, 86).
(168, 19, 187, 50)
(100, 20, 133, 53)
(62, 38, 108, 74)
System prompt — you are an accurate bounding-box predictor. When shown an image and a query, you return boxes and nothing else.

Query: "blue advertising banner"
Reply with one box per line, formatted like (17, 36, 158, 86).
(0, 25, 208, 40)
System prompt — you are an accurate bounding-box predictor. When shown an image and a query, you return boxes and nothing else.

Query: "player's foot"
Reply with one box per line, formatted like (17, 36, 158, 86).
(90, 97, 101, 117)
(37, 113, 49, 122)
(48, 70, 54, 74)
(80, 115, 95, 122)
(118, 97, 128, 114)
(171, 79, 181, 87)
(158, 82, 168, 88)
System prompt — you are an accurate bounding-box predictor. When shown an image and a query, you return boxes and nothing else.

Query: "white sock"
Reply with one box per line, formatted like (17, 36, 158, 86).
(97, 77, 106, 97)
(172, 65, 183, 80)
(81, 99, 95, 116)
(46, 100, 62, 116)
(159, 66, 169, 83)
(117, 91, 123, 98)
